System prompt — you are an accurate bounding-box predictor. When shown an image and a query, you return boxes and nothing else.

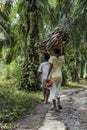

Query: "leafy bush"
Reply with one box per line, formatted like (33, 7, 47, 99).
(10, 59, 23, 85)
(0, 56, 23, 85)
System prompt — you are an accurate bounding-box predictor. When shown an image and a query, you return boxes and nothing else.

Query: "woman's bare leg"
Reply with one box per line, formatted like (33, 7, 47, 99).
(57, 97, 63, 109)
(50, 99, 57, 110)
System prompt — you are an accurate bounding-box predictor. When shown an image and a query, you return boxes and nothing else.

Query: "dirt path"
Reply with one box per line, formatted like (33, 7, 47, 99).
(13, 87, 87, 130)
(55, 87, 87, 130)
(13, 101, 51, 130)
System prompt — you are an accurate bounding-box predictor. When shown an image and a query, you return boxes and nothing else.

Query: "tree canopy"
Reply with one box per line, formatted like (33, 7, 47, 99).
(0, 0, 87, 89)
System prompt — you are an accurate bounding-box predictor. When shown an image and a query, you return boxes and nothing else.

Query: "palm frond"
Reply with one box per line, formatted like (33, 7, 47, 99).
(0, 23, 11, 45)
(0, 10, 9, 21)
(3, 0, 13, 15)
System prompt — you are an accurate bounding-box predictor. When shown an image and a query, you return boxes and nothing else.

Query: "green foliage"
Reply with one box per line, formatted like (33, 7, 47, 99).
(0, 55, 24, 86)
(0, 85, 42, 129)
(20, 57, 39, 90)
(10, 58, 23, 84)
(48, 0, 57, 8)
(0, 0, 87, 88)
(62, 81, 86, 90)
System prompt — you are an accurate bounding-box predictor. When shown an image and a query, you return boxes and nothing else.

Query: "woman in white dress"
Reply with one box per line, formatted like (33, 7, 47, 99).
(47, 48, 65, 110)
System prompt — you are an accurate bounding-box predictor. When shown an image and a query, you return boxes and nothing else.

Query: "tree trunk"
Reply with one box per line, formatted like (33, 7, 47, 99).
(80, 61, 85, 79)
(72, 51, 79, 82)
(20, 0, 40, 90)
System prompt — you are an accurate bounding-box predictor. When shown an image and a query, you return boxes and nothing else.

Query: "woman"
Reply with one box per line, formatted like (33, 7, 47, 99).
(47, 48, 64, 110)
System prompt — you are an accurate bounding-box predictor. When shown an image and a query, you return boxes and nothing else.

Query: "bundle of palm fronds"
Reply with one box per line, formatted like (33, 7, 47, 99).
(39, 27, 70, 53)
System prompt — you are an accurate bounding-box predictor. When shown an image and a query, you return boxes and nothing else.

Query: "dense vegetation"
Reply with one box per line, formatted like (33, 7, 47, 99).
(0, 0, 87, 129)
(0, 82, 42, 129)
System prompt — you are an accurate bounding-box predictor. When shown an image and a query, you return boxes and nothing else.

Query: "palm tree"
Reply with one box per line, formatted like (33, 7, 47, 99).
(56, 0, 87, 82)
(20, 0, 42, 90)
(0, 10, 11, 47)
(19, 0, 57, 90)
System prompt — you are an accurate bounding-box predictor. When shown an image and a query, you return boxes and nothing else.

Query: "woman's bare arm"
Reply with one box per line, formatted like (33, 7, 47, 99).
(47, 63, 53, 80)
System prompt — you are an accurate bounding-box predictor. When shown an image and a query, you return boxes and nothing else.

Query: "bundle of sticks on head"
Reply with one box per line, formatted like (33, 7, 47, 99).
(39, 27, 70, 54)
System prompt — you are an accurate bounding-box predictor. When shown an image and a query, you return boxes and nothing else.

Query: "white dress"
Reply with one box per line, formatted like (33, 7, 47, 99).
(48, 55, 64, 100)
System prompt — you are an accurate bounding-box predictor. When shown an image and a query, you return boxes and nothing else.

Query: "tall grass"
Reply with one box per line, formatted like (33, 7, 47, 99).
(0, 85, 42, 129)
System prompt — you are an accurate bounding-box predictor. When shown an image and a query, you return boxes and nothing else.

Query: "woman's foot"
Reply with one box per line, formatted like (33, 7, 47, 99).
(50, 107, 57, 111)
(58, 104, 63, 109)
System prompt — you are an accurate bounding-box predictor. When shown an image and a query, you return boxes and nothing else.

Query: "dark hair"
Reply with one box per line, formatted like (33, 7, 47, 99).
(54, 48, 61, 55)
(44, 54, 50, 61)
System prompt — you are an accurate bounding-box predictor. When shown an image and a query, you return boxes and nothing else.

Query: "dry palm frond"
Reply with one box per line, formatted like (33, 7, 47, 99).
(39, 27, 70, 53)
